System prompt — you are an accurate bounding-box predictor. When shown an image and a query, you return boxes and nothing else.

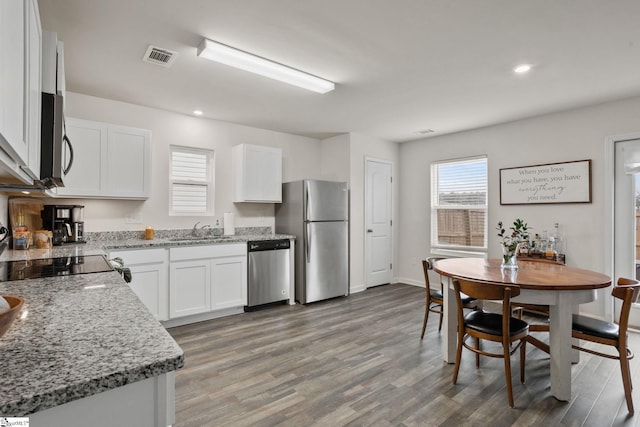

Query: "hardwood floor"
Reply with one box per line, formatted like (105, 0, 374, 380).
(168, 283, 640, 426)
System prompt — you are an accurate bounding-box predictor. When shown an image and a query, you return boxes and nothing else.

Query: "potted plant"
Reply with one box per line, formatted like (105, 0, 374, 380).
(497, 219, 530, 269)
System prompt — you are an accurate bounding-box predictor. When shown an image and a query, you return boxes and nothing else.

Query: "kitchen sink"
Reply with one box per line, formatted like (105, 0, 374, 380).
(168, 236, 236, 242)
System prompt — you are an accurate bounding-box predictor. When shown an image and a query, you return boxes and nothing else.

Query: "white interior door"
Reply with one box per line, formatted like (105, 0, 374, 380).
(614, 138, 640, 325)
(365, 158, 393, 288)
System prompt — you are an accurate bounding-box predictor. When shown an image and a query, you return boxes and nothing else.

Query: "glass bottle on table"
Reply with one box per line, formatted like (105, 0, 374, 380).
(552, 222, 565, 263)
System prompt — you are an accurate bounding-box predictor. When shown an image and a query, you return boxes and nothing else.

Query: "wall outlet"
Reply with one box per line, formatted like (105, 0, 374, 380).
(125, 213, 143, 224)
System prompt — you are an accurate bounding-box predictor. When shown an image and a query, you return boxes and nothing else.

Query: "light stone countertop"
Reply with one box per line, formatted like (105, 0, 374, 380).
(0, 229, 294, 416)
(0, 270, 184, 416)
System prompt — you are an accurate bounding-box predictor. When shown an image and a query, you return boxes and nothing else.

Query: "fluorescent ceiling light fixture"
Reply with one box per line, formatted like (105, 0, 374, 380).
(513, 63, 533, 74)
(197, 38, 335, 94)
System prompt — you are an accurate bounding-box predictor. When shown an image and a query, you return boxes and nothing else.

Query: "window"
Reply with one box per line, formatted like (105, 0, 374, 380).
(431, 156, 487, 254)
(169, 146, 215, 216)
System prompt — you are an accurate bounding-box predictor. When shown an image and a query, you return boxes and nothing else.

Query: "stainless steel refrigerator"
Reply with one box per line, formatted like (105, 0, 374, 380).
(275, 180, 349, 304)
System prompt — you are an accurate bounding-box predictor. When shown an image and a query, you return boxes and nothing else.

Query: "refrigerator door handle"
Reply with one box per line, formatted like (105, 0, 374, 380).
(304, 184, 309, 221)
(305, 223, 311, 262)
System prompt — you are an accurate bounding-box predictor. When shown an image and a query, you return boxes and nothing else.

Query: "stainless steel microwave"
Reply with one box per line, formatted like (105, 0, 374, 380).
(40, 91, 73, 188)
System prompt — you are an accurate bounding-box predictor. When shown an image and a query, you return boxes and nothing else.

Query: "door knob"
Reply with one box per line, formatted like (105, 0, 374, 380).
(367, 229, 373, 233)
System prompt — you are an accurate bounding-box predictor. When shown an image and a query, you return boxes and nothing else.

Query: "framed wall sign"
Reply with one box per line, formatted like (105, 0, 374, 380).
(499, 159, 592, 205)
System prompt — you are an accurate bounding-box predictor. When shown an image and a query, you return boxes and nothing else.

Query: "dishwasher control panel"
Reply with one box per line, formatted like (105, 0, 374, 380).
(248, 239, 290, 252)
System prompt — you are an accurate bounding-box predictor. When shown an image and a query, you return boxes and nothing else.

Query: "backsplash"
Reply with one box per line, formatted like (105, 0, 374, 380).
(85, 226, 273, 242)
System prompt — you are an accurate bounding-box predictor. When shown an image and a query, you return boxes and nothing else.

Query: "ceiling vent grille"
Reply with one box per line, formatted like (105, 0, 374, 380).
(143, 45, 178, 68)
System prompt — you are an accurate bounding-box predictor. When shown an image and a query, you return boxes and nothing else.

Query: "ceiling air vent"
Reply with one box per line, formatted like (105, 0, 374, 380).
(143, 45, 178, 68)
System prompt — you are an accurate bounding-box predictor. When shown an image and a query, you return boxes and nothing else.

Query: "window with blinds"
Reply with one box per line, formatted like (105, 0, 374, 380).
(431, 156, 488, 253)
(170, 146, 214, 215)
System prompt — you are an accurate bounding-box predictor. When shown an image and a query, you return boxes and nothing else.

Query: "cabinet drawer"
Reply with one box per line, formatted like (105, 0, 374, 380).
(110, 248, 166, 265)
(170, 243, 246, 261)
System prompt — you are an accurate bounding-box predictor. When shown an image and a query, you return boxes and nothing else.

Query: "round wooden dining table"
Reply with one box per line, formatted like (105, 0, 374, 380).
(432, 257, 611, 402)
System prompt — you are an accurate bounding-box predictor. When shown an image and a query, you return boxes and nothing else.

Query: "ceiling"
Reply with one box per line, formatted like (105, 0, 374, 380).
(37, 0, 640, 143)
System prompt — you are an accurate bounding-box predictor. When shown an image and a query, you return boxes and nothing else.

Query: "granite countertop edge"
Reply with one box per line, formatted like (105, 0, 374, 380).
(3, 354, 185, 416)
(0, 271, 185, 416)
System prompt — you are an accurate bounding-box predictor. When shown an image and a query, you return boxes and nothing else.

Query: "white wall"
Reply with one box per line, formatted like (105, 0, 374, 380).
(58, 92, 324, 232)
(396, 95, 640, 317)
(320, 134, 350, 182)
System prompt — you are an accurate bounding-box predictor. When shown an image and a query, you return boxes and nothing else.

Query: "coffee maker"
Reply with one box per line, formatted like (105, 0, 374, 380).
(41, 205, 85, 245)
(71, 205, 85, 242)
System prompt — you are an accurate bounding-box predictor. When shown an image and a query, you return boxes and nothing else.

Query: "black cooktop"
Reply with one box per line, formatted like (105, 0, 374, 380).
(0, 255, 114, 282)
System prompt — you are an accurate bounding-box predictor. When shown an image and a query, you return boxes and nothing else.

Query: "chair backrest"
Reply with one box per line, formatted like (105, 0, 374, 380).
(421, 260, 431, 288)
(453, 277, 520, 319)
(613, 277, 640, 335)
(423, 257, 446, 289)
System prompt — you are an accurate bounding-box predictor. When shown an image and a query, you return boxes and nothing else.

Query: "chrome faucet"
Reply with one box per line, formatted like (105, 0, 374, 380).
(191, 222, 211, 237)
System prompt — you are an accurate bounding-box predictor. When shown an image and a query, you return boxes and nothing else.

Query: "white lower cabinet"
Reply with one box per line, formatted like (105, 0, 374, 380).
(169, 258, 211, 318)
(211, 255, 246, 310)
(109, 248, 169, 321)
(110, 243, 247, 324)
(169, 243, 247, 320)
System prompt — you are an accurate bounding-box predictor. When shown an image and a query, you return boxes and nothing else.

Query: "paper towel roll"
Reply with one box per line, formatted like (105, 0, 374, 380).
(223, 212, 235, 235)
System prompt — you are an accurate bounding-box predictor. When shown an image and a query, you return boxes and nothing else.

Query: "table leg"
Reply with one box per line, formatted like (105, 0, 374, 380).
(442, 276, 457, 363)
(548, 293, 573, 401)
(571, 304, 580, 364)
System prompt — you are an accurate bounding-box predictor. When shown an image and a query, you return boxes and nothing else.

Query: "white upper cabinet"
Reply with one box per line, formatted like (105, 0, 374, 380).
(25, 0, 42, 180)
(55, 118, 151, 199)
(0, 0, 41, 182)
(105, 125, 151, 197)
(233, 143, 282, 203)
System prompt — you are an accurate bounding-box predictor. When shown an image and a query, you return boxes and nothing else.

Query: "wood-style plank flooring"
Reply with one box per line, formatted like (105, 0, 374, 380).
(168, 283, 640, 426)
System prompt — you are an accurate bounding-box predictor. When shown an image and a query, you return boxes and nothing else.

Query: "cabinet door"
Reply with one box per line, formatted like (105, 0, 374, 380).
(169, 259, 211, 318)
(129, 264, 168, 321)
(110, 248, 169, 321)
(0, 0, 27, 165)
(56, 118, 107, 196)
(24, 0, 41, 179)
(233, 144, 282, 202)
(211, 255, 247, 310)
(106, 125, 151, 198)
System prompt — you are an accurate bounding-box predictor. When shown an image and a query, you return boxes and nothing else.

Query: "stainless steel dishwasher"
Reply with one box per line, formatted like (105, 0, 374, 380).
(245, 239, 291, 310)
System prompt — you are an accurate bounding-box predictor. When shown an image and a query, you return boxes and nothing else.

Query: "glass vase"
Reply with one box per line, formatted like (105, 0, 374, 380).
(501, 244, 519, 270)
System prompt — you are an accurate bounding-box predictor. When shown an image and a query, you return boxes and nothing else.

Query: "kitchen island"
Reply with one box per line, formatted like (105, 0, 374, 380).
(0, 247, 184, 426)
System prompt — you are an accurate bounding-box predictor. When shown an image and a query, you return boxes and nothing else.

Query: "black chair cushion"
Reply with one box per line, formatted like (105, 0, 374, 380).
(430, 290, 443, 301)
(430, 290, 475, 305)
(464, 311, 529, 336)
(460, 293, 476, 305)
(572, 314, 619, 341)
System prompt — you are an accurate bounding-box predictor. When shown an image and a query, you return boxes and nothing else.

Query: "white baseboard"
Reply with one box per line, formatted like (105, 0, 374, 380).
(394, 277, 423, 287)
(350, 284, 366, 294)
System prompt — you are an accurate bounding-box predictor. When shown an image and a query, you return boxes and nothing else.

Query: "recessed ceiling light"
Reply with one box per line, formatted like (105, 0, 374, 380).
(193, 110, 203, 116)
(197, 38, 335, 94)
(513, 64, 533, 74)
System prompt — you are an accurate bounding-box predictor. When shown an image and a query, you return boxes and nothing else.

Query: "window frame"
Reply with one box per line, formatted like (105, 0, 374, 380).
(430, 155, 488, 257)
(169, 145, 215, 217)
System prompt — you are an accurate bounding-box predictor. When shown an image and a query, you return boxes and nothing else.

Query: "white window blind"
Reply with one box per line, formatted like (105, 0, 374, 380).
(170, 146, 214, 215)
(431, 156, 488, 253)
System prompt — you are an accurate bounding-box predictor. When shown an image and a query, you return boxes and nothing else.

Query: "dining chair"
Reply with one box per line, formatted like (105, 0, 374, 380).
(571, 277, 640, 414)
(452, 277, 530, 408)
(420, 258, 477, 339)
